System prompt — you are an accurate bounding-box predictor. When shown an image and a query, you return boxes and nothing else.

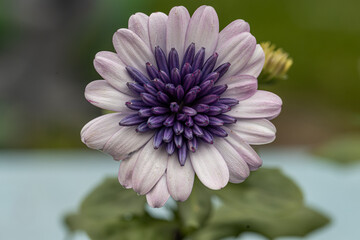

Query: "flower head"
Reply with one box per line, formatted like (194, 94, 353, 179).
(81, 5, 282, 208)
(260, 42, 293, 82)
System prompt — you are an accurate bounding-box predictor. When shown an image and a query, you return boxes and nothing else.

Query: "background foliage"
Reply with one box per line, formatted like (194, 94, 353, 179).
(65, 168, 329, 240)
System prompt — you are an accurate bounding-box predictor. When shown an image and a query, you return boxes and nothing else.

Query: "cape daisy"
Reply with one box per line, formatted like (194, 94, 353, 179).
(81, 5, 282, 208)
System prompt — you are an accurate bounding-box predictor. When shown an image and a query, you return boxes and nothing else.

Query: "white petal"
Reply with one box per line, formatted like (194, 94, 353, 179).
(215, 32, 256, 78)
(167, 154, 194, 201)
(166, 6, 190, 63)
(84, 80, 131, 112)
(240, 44, 265, 78)
(229, 119, 276, 145)
(146, 174, 170, 208)
(128, 13, 150, 47)
(132, 142, 168, 195)
(223, 126, 262, 170)
(149, 12, 168, 53)
(227, 90, 282, 119)
(81, 115, 102, 141)
(190, 143, 229, 190)
(93, 51, 135, 96)
(185, 5, 219, 60)
(214, 139, 250, 183)
(103, 126, 153, 161)
(220, 75, 257, 101)
(113, 29, 155, 75)
(81, 113, 124, 150)
(218, 19, 250, 48)
(118, 150, 141, 189)
(267, 109, 282, 120)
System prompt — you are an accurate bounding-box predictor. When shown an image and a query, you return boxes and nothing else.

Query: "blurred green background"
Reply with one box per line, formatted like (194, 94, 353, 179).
(0, 0, 359, 149)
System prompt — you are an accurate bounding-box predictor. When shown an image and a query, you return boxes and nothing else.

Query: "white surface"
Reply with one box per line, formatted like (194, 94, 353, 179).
(0, 148, 359, 240)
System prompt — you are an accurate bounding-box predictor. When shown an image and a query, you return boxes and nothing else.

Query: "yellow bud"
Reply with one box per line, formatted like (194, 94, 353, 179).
(259, 42, 293, 82)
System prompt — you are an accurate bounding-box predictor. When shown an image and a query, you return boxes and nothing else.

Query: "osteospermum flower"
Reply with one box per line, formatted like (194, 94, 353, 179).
(81, 5, 282, 208)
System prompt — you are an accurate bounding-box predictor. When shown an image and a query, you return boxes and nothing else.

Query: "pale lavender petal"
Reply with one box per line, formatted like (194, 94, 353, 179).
(146, 174, 170, 208)
(185, 5, 219, 60)
(214, 139, 250, 183)
(81, 117, 100, 140)
(228, 119, 276, 145)
(240, 44, 265, 78)
(113, 29, 155, 75)
(103, 126, 153, 161)
(132, 141, 168, 195)
(218, 19, 250, 48)
(220, 75, 257, 101)
(267, 108, 282, 120)
(249, 165, 261, 171)
(190, 143, 229, 190)
(167, 154, 194, 201)
(128, 13, 150, 47)
(223, 126, 262, 170)
(118, 150, 141, 189)
(84, 80, 131, 112)
(81, 113, 123, 150)
(215, 32, 256, 78)
(149, 12, 168, 53)
(227, 90, 282, 119)
(94, 51, 135, 96)
(166, 6, 190, 63)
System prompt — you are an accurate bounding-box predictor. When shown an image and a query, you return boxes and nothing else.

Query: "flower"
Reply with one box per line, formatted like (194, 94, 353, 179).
(259, 42, 293, 82)
(81, 5, 282, 208)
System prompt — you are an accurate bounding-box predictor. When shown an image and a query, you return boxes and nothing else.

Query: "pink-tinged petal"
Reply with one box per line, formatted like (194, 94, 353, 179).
(227, 90, 282, 119)
(166, 6, 190, 63)
(81, 113, 124, 150)
(220, 75, 258, 101)
(94, 51, 135, 96)
(240, 44, 265, 78)
(185, 5, 219, 60)
(149, 12, 168, 53)
(128, 13, 150, 47)
(190, 143, 229, 190)
(118, 150, 141, 189)
(249, 165, 261, 171)
(218, 19, 250, 48)
(103, 126, 153, 161)
(214, 139, 250, 183)
(229, 119, 276, 145)
(215, 32, 256, 78)
(167, 154, 194, 201)
(267, 109, 282, 120)
(81, 116, 102, 141)
(132, 142, 168, 195)
(146, 174, 170, 208)
(113, 29, 155, 75)
(84, 80, 131, 112)
(223, 126, 262, 170)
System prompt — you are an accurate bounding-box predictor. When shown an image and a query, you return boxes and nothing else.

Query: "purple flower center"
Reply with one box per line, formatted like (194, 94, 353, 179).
(120, 43, 239, 166)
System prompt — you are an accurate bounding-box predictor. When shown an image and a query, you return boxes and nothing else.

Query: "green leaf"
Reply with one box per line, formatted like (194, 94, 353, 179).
(65, 170, 330, 240)
(177, 179, 212, 234)
(215, 168, 304, 217)
(313, 134, 360, 164)
(95, 216, 179, 240)
(191, 205, 329, 240)
(79, 177, 146, 218)
(66, 214, 179, 240)
(190, 168, 330, 240)
(192, 205, 329, 240)
(64, 177, 148, 239)
(256, 206, 329, 238)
